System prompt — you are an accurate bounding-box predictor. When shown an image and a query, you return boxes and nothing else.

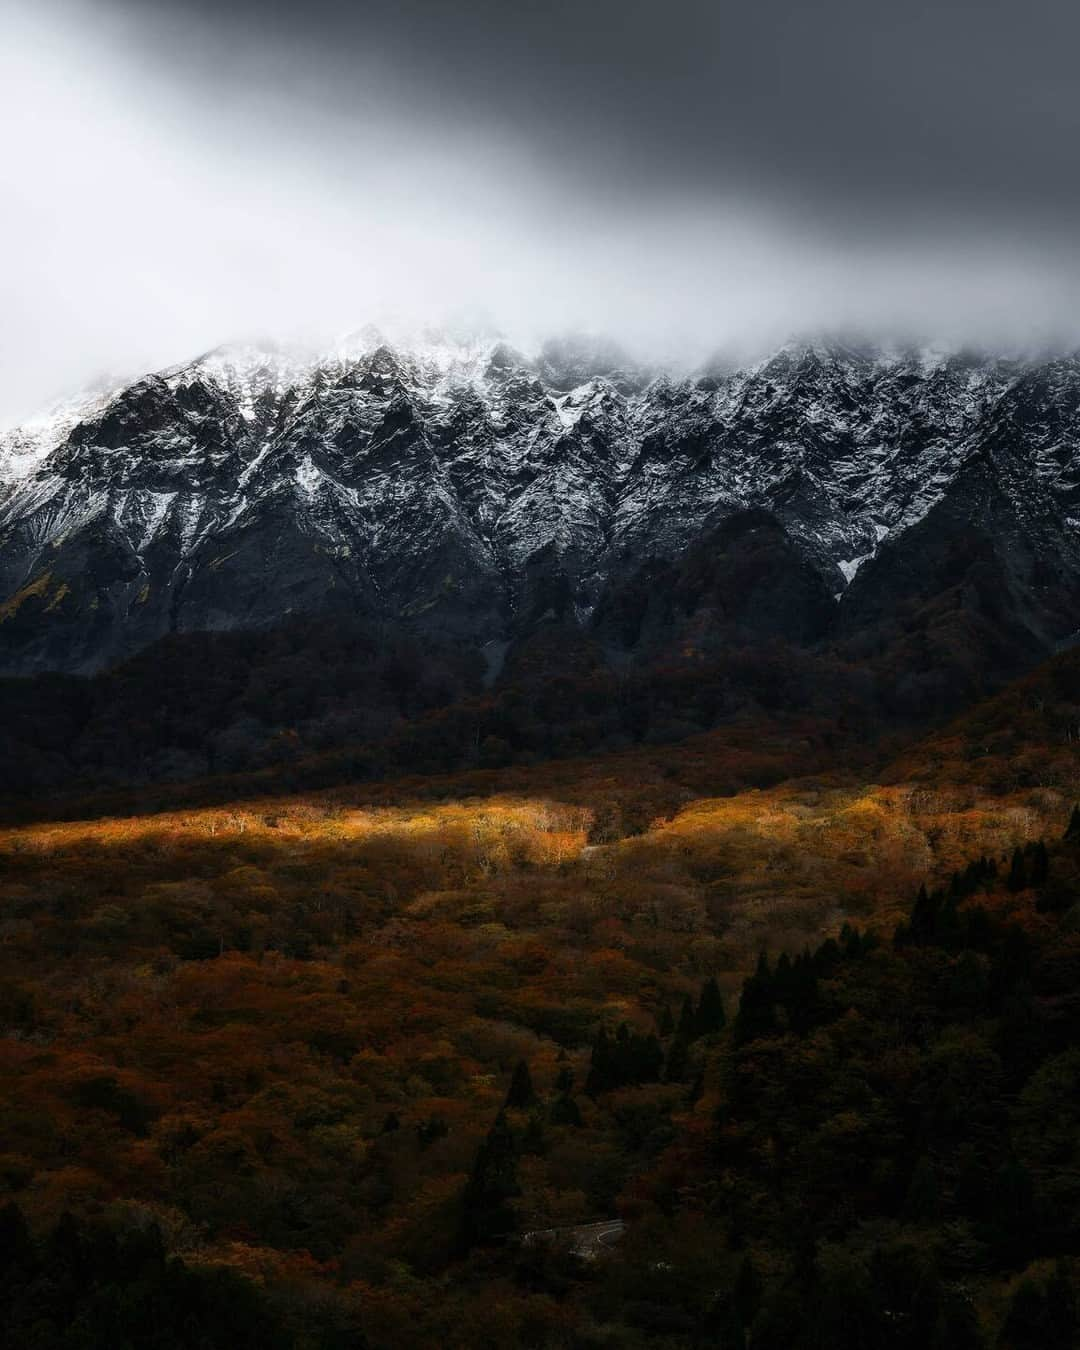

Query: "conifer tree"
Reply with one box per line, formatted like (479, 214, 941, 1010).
(549, 1093, 583, 1128)
(696, 976, 726, 1035)
(586, 1026, 612, 1096)
(909, 883, 941, 943)
(461, 1111, 520, 1248)
(1029, 839, 1050, 887)
(903, 1155, 940, 1221)
(735, 953, 777, 1044)
(733, 1253, 762, 1330)
(505, 1059, 536, 1110)
(665, 1033, 690, 1083)
(1045, 1260, 1078, 1350)
(784, 952, 820, 1033)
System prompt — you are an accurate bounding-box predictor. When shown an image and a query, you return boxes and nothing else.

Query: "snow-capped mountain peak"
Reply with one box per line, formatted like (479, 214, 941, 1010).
(2, 330, 1080, 676)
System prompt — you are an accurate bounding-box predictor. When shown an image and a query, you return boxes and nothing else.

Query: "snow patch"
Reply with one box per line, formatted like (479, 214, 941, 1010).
(839, 552, 874, 585)
(295, 454, 321, 496)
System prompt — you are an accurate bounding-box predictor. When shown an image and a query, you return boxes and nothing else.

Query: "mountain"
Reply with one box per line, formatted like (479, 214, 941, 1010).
(2, 329, 1080, 689)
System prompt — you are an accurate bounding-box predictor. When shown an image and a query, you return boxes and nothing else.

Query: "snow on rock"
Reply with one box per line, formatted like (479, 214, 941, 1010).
(4, 327, 1080, 673)
(295, 454, 321, 496)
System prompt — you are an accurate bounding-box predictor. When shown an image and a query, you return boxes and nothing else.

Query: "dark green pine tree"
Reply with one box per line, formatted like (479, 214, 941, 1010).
(549, 1092, 583, 1128)
(676, 993, 696, 1039)
(1001, 1279, 1053, 1350)
(908, 883, 941, 944)
(504, 1059, 536, 1109)
(521, 1110, 546, 1155)
(696, 976, 726, 1035)
(665, 1032, 691, 1083)
(903, 1155, 940, 1222)
(636, 1031, 664, 1083)
(613, 1022, 634, 1083)
(735, 953, 777, 1044)
(657, 1003, 675, 1037)
(733, 1253, 762, 1330)
(1045, 1261, 1078, 1350)
(934, 891, 962, 952)
(461, 1111, 521, 1248)
(0, 1202, 34, 1275)
(702, 1295, 747, 1349)
(1064, 804, 1080, 841)
(1007, 847, 1027, 893)
(1028, 839, 1050, 887)
(990, 1157, 1036, 1262)
(785, 952, 820, 1034)
(586, 1026, 612, 1096)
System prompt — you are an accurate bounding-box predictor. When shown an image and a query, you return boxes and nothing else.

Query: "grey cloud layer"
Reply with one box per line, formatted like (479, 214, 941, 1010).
(129, 0, 1080, 224)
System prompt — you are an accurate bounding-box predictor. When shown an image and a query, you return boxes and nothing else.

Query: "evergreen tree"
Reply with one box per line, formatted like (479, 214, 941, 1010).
(934, 892, 962, 951)
(0, 1202, 33, 1275)
(733, 1253, 762, 1329)
(505, 1059, 536, 1109)
(586, 1027, 612, 1096)
(588, 1022, 664, 1092)
(696, 976, 726, 1035)
(637, 1031, 665, 1083)
(549, 1093, 583, 1128)
(989, 1158, 1036, 1261)
(461, 1111, 520, 1248)
(735, 953, 777, 1044)
(665, 1032, 690, 1083)
(1045, 1261, 1078, 1350)
(903, 1155, 940, 1222)
(1007, 847, 1027, 893)
(703, 1296, 747, 1349)
(521, 1110, 546, 1155)
(613, 1022, 633, 1085)
(1001, 1279, 1051, 1350)
(1028, 839, 1050, 887)
(784, 952, 820, 1034)
(908, 883, 942, 943)
(936, 1290, 983, 1350)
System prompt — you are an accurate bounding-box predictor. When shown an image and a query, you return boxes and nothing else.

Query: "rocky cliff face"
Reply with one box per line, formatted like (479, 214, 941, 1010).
(2, 329, 1079, 678)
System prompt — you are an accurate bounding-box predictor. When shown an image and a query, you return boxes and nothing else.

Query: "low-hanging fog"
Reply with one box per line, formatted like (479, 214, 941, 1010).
(4, 0, 1080, 422)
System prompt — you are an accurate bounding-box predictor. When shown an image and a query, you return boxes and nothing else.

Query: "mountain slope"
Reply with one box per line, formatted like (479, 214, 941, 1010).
(2, 331, 1079, 680)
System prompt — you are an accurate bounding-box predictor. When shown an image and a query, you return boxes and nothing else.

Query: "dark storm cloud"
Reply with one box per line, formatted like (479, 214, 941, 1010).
(121, 0, 1080, 228)
(3, 0, 1080, 419)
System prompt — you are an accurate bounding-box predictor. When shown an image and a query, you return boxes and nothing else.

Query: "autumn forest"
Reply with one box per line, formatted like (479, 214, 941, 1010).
(0, 631, 1078, 1348)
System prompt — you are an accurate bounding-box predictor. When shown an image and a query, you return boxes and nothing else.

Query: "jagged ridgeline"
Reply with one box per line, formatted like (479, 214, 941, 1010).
(3, 330, 1080, 684)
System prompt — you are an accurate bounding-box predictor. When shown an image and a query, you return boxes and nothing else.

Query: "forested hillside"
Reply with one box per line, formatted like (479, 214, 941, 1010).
(1, 653, 1079, 1346)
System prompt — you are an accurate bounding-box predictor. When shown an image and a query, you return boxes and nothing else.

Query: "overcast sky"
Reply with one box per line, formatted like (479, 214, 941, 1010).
(3, 0, 1080, 419)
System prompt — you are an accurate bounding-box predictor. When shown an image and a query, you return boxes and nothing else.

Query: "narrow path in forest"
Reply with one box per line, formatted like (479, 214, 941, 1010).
(521, 1219, 626, 1259)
